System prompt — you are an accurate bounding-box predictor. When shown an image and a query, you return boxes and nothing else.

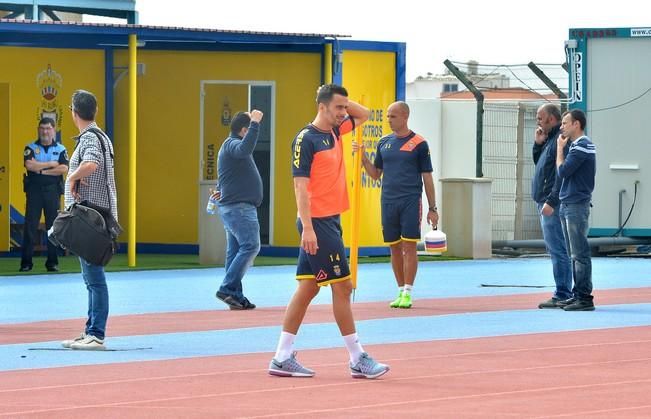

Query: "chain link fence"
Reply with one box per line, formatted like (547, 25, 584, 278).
(483, 102, 545, 241)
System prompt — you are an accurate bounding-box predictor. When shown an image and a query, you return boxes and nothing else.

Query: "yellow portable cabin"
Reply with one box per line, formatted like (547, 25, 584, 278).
(0, 19, 405, 257)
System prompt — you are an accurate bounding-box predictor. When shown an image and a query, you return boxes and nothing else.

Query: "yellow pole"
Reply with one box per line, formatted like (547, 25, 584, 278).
(350, 97, 364, 289)
(128, 34, 137, 267)
(324, 43, 333, 84)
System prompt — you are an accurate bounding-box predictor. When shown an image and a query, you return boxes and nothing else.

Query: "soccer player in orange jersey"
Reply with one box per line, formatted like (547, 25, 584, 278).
(268, 84, 390, 379)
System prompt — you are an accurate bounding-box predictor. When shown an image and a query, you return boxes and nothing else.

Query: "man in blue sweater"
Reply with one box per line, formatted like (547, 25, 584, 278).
(556, 109, 596, 311)
(532, 104, 572, 309)
(214, 110, 264, 310)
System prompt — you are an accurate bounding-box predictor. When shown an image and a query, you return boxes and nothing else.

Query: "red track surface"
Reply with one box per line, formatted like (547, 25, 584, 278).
(3, 287, 651, 346)
(2, 326, 651, 418)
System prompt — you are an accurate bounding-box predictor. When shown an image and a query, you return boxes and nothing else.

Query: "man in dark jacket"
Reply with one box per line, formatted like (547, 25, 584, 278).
(532, 104, 572, 309)
(214, 110, 263, 310)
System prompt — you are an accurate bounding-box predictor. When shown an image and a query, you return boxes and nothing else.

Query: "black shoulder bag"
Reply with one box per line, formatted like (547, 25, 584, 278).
(48, 129, 123, 266)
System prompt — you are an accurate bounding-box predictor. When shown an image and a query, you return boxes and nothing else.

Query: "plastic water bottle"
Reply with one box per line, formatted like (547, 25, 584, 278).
(206, 195, 217, 215)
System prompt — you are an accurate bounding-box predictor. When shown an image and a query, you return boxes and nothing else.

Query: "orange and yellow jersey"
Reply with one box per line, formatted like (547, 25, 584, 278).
(292, 118, 355, 218)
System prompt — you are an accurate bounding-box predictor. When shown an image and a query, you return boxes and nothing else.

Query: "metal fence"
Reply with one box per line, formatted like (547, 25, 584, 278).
(483, 102, 543, 240)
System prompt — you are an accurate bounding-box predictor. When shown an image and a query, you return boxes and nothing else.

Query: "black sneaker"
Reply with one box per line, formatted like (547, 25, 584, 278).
(557, 297, 576, 308)
(216, 291, 245, 310)
(241, 297, 256, 310)
(19, 265, 32, 272)
(538, 298, 563, 309)
(563, 300, 595, 311)
(46, 265, 59, 272)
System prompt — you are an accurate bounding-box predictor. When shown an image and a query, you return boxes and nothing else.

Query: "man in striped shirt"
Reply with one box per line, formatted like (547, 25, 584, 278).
(555, 109, 596, 311)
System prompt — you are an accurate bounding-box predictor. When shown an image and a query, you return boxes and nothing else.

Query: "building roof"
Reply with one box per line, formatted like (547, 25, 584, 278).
(441, 87, 559, 101)
(0, 18, 348, 38)
(0, 18, 349, 48)
(412, 73, 507, 82)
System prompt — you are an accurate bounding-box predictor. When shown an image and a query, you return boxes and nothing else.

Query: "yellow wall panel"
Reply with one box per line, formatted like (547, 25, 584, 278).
(0, 46, 104, 234)
(341, 50, 396, 246)
(111, 50, 320, 245)
(0, 83, 9, 251)
(202, 84, 249, 181)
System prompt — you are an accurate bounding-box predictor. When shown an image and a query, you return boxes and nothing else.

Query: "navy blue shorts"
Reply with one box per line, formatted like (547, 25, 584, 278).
(296, 215, 350, 286)
(381, 197, 422, 244)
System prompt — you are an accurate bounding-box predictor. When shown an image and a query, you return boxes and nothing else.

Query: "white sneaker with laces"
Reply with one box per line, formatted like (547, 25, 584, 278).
(70, 334, 106, 351)
(61, 333, 86, 349)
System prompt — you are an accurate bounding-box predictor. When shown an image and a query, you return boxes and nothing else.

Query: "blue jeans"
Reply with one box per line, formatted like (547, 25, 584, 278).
(537, 202, 572, 300)
(79, 257, 108, 339)
(560, 202, 593, 301)
(217, 202, 261, 302)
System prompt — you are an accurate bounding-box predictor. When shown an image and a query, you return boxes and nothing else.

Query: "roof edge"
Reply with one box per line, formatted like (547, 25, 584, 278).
(0, 18, 351, 38)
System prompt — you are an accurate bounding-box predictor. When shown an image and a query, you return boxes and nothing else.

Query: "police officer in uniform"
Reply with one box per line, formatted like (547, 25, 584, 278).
(20, 117, 68, 272)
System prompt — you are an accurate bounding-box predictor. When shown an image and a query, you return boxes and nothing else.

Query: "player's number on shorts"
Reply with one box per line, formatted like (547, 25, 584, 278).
(329, 253, 341, 262)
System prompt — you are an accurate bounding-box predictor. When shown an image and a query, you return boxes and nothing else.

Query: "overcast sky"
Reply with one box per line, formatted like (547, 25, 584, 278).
(132, 0, 650, 81)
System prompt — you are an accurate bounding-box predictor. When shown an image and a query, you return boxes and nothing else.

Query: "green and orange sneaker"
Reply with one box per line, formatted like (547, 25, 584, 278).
(389, 291, 403, 308)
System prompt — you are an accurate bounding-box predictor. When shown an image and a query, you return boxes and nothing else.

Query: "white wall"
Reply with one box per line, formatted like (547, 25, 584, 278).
(408, 99, 485, 238)
(407, 74, 509, 99)
(440, 100, 478, 178)
(407, 80, 447, 99)
(407, 99, 442, 236)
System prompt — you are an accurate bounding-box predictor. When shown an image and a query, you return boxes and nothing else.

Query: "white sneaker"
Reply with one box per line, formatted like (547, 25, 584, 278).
(61, 333, 86, 349)
(70, 334, 106, 351)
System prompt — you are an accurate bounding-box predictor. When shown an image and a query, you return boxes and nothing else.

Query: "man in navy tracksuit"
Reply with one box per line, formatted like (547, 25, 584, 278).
(556, 109, 596, 311)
